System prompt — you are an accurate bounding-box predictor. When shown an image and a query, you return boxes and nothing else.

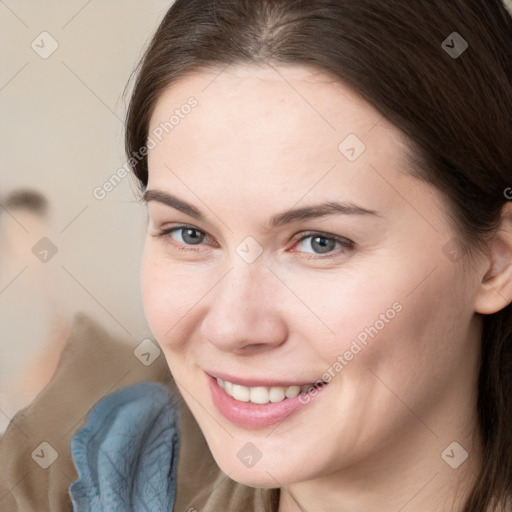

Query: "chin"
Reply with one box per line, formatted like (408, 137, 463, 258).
(225, 467, 289, 488)
(210, 449, 306, 488)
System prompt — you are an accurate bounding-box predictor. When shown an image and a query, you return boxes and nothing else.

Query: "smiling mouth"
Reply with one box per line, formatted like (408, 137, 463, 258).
(216, 377, 326, 405)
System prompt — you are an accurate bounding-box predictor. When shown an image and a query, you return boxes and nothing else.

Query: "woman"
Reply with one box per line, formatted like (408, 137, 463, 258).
(2, 0, 511, 511)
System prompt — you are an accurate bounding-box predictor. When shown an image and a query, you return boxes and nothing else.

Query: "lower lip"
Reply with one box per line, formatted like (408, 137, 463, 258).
(207, 375, 326, 429)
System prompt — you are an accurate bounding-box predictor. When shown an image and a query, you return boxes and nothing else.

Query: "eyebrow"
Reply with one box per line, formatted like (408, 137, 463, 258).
(143, 189, 205, 221)
(143, 189, 380, 228)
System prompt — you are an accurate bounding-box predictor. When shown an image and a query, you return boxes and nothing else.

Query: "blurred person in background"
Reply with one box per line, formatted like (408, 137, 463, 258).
(0, 189, 71, 432)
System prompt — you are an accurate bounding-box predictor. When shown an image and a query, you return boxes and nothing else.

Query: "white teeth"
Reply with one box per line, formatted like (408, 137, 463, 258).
(217, 378, 319, 404)
(231, 383, 250, 402)
(249, 386, 269, 404)
(285, 385, 300, 399)
(269, 386, 285, 402)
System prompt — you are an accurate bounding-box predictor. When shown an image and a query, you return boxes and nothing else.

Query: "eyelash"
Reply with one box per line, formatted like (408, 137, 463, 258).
(152, 224, 354, 259)
(290, 231, 354, 259)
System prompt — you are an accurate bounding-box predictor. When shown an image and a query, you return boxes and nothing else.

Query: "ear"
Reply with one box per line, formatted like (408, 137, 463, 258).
(474, 202, 512, 315)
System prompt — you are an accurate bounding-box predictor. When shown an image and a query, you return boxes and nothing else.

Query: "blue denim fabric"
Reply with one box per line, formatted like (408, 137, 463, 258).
(69, 382, 180, 512)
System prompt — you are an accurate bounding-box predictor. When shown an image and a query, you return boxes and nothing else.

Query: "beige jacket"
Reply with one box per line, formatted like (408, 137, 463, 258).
(0, 313, 278, 511)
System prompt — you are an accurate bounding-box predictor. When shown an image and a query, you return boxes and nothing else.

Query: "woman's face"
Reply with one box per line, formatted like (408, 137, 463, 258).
(141, 64, 482, 488)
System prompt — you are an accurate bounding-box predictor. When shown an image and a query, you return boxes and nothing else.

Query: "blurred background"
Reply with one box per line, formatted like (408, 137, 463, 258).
(0, 0, 171, 430)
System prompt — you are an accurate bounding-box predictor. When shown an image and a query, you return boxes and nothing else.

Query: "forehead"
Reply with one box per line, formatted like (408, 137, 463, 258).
(146, 64, 416, 215)
(150, 64, 409, 158)
(150, 63, 400, 137)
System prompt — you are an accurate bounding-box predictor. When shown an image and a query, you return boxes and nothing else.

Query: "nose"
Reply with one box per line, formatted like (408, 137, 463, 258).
(199, 260, 288, 355)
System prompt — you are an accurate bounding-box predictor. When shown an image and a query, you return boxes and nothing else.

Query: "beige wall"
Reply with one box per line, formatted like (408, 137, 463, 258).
(0, 2, 172, 422)
(0, 1, 171, 343)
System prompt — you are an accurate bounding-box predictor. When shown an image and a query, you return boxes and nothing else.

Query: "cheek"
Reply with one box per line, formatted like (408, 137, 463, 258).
(141, 244, 228, 356)
(275, 263, 407, 362)
(140, 246, 199, 348)
(287, 255, 470, 381)
(336, 263, 473, 399)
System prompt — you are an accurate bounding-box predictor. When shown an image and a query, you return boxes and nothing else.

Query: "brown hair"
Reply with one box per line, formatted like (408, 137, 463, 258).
(125, 1, 512, 510)
(2, 189, 48, 216)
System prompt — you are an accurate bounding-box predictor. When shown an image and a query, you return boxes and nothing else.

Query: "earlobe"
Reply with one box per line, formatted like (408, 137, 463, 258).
(474, 202, 512, 315)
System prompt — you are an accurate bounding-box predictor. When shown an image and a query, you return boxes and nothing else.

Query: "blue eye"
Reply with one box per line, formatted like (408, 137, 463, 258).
(153, 225, 209, 249)
(294, 233, 353, 256)
(153, 225, 353, 259)
(169, 227, 206, 245)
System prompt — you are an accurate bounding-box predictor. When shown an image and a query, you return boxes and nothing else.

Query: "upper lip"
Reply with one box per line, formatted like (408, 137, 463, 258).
(205, 370, 324, 388)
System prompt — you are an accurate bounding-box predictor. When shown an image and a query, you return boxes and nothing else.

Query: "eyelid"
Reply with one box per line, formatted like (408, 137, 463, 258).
(152, 224, 215, 247)
(288, 231, 354, 259)
(292, 230, 354, 245)
(291, 230, 354, 247)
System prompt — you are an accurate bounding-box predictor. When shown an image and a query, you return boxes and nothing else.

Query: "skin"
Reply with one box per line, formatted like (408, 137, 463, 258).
(140, 64, 512, 512)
